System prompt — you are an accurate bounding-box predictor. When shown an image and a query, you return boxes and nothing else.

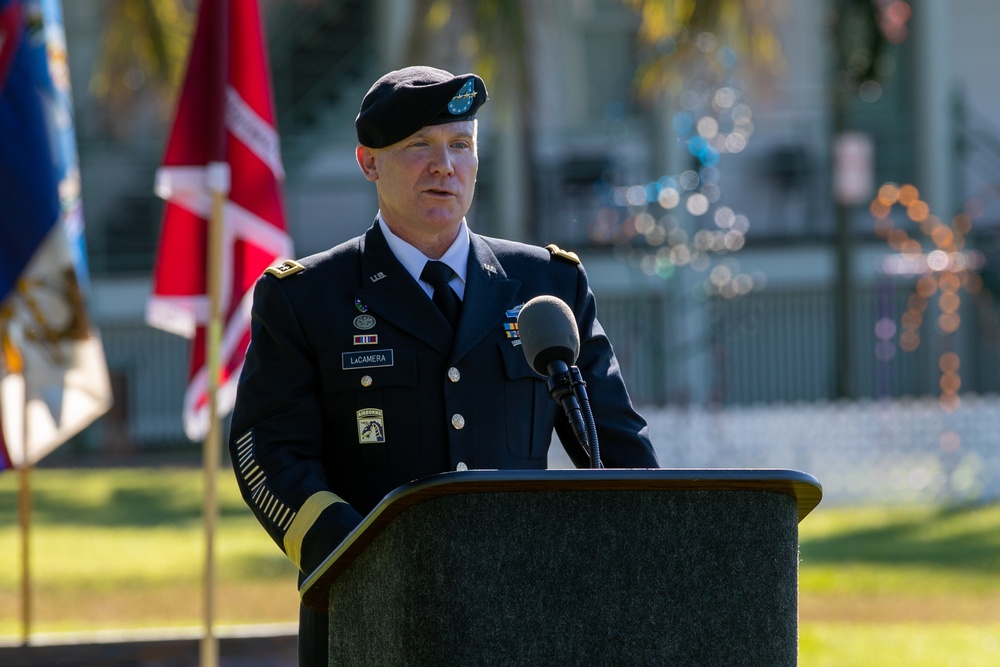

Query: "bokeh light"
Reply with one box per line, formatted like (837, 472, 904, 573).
(871, 181, 988, 412)
(601, 39, 763, 301)
(876, 0, 912, 45)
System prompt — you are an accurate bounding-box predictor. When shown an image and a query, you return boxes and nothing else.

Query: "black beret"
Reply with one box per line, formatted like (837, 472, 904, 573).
(356, 66, 489, 148)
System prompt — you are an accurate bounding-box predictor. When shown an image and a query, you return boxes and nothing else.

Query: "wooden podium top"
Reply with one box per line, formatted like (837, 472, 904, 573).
(300, 468, 822, 611)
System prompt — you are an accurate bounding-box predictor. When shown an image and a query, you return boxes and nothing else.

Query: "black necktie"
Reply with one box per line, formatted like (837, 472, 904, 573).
(420, 260, 461, 328)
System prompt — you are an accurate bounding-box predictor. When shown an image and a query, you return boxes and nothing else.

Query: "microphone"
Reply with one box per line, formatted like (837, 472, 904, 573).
(517, 296, 601, 468)
(517, 295, 580, 375)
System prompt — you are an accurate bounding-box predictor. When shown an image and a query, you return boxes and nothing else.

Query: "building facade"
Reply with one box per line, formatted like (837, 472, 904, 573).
(59, 0, 1000, 449)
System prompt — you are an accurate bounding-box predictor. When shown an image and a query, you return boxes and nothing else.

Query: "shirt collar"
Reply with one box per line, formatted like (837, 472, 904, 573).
(377, 214, 469, 298)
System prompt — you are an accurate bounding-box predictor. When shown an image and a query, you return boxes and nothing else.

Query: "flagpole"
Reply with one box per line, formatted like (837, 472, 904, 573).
(16, 364, 32, 645)
(201, 161, 229, 667)
(200, 1, 229, 664)
(18, 463, 31, 645)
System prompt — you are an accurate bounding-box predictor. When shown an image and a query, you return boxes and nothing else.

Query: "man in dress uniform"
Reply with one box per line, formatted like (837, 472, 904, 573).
(229, 65, 660, 666)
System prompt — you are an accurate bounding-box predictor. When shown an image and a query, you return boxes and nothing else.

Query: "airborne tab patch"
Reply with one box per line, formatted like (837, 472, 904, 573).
(264, 259, 305, 279)
(357, 408, 386, 443)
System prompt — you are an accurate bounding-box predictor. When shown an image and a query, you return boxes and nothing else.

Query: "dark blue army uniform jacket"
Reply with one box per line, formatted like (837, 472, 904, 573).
(229, 222, 659, 581)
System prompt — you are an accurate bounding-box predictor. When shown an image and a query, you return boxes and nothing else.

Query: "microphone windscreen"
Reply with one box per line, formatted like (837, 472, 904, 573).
(517, 295, 580, 375)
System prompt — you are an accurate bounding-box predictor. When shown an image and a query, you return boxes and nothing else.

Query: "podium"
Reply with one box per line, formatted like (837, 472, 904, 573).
(301, 468, 822, 666)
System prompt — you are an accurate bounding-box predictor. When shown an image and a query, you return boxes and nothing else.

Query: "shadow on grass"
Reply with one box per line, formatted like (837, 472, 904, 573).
(800, 504, 1000, 573)
(227, 552, 299, 580)
(0, 471, 256, 529)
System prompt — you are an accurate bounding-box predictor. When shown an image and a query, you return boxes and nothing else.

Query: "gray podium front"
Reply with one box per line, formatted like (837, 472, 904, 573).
(300, 468, 822, 666)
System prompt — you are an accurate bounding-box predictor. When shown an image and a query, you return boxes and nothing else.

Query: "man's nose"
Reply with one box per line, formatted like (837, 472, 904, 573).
(428, 146, 455, 175)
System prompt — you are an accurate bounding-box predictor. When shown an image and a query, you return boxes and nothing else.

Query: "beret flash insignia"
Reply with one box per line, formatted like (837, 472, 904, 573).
(448, 79, 477, 115)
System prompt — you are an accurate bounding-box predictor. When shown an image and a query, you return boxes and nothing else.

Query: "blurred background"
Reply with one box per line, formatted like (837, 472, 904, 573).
(3, 1, 1000, 664)
(60, 0, 1000, 506)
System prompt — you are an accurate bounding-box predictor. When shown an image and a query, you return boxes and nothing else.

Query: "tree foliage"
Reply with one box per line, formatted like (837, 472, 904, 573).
(90, 0, 194, 132)
(86, 0, 903, 134)
(405, 0, 532, 108)
(623, 0, 786, 101)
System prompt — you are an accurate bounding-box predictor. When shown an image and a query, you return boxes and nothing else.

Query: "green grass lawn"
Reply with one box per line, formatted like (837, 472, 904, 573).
(0, 466, 300, 635)
(798, 503, 1000, 667)
(3, 467, 1000, 665)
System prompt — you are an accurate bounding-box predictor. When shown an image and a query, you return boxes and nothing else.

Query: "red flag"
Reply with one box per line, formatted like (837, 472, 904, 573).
(147, 0, 291, 441)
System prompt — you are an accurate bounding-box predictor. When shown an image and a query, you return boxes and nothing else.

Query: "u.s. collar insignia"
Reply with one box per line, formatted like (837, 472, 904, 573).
(357, 408, 386, 444)
(448, 79, 477, 115)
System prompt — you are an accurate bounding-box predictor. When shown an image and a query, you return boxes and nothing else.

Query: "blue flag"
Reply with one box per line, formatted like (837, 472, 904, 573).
(0, 0, 60, 305)
(0, 0, 112, 471)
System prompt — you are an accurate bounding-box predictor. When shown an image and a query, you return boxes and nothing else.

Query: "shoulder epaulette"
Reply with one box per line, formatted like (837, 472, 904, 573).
(264, 259, 305, 279)
(545, 243, 581, 265)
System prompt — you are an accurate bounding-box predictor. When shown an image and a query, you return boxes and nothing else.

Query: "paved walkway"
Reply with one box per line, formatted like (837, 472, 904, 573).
(0, 625, 297, 666)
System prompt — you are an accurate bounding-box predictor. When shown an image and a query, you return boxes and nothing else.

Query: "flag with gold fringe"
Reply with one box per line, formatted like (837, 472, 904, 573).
(0, 0, 112, 471)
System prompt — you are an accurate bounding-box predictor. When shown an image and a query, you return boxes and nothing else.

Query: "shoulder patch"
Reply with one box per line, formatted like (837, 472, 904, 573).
(545, 243, 581, 265)
(264, 259, 305, 279)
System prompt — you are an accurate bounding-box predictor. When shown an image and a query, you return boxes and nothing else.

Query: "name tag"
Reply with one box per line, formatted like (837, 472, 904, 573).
(343, 349, 394, 370)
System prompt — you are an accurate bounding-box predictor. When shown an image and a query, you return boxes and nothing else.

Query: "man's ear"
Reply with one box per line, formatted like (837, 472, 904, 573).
(357, 145, 378, 181)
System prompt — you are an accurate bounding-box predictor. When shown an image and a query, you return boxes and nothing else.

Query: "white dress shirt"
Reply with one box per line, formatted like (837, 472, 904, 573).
(377, 214, 469, 300)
